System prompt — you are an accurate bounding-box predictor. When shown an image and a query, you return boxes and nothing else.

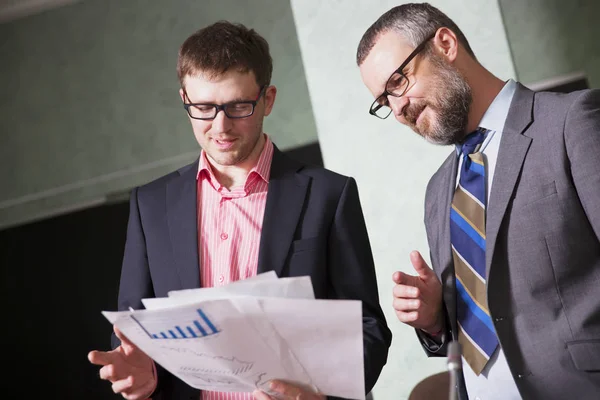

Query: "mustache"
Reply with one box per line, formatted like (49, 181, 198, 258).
(403, 102, 428, 125)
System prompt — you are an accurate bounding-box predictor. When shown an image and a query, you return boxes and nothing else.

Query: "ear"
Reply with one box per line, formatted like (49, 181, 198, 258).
(179, 88, 186, 103)
(263, 85, 277, 116)
(432, 27, 459, 63)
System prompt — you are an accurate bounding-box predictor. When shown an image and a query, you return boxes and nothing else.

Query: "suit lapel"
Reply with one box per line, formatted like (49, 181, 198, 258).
(438, 153, 458, 274)
(166, 161, 201, 290)
(436, 152, 459, 337)
(257, 146, 309, 277)
(485, 84, 534, 280)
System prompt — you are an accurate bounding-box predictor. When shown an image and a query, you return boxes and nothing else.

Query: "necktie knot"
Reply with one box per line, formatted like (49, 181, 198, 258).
(460, 128, 486, 155)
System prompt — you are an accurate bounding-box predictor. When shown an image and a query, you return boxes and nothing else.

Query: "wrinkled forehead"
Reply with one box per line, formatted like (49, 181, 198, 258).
(359, 30, 416, 95)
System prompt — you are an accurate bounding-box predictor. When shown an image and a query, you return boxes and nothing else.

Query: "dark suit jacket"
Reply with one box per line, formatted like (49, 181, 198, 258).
(113, 146, 392, 399)
(420, 85, 600, 399)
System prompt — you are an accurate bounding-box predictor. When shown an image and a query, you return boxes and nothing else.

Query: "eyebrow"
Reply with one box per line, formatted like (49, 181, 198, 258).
(185, 94, 252, 104)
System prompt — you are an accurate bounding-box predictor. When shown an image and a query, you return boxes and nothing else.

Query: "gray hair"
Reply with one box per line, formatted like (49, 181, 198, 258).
(356, 2, 475, 65)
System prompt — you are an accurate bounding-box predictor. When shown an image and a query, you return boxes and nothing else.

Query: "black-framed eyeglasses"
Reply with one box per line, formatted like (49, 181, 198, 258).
(183, 85, 267, 120)
(369, 32, 436, 119)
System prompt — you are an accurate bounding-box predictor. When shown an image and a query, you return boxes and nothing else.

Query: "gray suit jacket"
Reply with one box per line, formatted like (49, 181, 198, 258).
(421, 84, 600, 399)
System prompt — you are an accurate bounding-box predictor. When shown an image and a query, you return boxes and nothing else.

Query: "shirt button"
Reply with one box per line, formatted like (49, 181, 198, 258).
(220, 233, 228, 240)
(218, 275, 225, 283)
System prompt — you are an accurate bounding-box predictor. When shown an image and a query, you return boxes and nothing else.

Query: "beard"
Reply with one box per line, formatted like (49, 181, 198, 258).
(207, 120, 265, 167)
(403, 53, 472, 146)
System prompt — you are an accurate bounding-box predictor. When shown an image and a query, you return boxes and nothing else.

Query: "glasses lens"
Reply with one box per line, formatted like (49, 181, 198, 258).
(386, 72, 409, 96)
(188, 105, 217, 119)
(225, 103, 254, 118)
(370, 98, 392, 119)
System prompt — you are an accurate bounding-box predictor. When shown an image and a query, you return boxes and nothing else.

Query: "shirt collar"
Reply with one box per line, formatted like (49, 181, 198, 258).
(455, 79, 517, 155)
(477, 79, 517, 133)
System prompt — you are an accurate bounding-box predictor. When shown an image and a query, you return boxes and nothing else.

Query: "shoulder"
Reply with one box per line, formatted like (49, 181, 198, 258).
(134, 160, 197, 198)
(529, 87, 599, 118)
(298, 163, 350, 184)
(273, 146, 352, 194)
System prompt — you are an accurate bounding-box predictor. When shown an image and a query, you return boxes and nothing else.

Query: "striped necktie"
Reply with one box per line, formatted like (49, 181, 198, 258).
(450, 128, 498, 375)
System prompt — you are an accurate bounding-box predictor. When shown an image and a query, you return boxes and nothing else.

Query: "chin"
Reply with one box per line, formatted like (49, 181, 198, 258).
(422, 132, 454, 146)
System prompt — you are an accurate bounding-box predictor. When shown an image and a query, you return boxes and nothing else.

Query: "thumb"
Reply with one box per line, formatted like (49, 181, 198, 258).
(410, 251, 433, 279)
(114, 325, 135, 350)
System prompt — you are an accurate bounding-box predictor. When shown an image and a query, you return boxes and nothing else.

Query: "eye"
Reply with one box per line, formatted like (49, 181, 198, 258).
(229, 103, 251, 111)
(194, 105, 214, 113)
(386, 72, 407, 93)
(376, 96, 389, 107)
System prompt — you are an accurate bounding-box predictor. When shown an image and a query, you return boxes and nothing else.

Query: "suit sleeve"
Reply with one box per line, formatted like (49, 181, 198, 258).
(565, 89, 600, 241)
(417, 179, 451, 357)
(111, 187, 168, 397)
(327, 177, 392, 395)
(115, 187, 155, 319)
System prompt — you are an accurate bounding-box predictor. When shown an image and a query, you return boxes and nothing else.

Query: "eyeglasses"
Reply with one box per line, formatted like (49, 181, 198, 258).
(369, 32, 436, 119)
(183, 85, 267, 120)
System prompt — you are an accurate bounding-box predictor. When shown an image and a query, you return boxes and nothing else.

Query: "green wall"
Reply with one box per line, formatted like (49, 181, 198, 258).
(499, 0, 600, 88)
(0, 0, 317, 230)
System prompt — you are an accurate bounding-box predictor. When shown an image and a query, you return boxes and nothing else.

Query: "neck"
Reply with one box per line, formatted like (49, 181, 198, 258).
(462, 60, 506, 135)
(210, 134, 266, 190)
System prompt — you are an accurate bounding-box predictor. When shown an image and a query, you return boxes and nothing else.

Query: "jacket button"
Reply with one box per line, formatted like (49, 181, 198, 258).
(494, 317, 504, 322)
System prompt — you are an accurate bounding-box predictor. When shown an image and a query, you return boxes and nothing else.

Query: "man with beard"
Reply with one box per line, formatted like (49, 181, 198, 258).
(357, 3, 600, 400)
(87, 21, 392, 400)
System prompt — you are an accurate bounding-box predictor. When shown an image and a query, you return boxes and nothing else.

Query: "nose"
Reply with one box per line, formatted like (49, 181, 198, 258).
(211, 109, 232, 132)
(388, 95, 410, 124)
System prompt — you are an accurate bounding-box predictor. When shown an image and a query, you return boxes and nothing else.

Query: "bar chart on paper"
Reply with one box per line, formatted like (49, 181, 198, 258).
(131, 308, 220, 340)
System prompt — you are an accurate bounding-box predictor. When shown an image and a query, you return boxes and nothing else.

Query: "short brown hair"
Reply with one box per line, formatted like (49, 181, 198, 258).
(177, 21, 273, 88)
(356, 3, 475, 66)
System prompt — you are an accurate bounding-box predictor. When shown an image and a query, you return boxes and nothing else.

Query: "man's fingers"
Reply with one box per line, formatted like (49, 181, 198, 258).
(410, 251, 433, 279)
(395, 310, 419, 323)
(392, 284, 419, 299)
(110, 376, 155, 400)
(253, 390, 273, 400)
(99, 363, 125, 382)
(114, 326, 138, 352)
(392, 297, 420, 312)
(269, 380, 300, 397)
(88, 350, 115, 366)
(111, 376, 133, 394)
(393, 271, 419, 288)
(114, 326, 131, 345)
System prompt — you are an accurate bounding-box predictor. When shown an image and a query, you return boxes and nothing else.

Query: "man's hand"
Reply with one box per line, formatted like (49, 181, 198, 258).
(392, 251, 444, 334)
(88, 326, 156, 400)
(253, 380, 325, 400)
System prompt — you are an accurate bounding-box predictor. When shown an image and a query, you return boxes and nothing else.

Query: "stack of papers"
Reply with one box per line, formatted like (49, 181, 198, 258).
(102, 272, 365, 399)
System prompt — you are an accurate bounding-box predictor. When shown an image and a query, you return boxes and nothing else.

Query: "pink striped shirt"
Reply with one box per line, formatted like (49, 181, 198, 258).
(197, 135, 273, 400)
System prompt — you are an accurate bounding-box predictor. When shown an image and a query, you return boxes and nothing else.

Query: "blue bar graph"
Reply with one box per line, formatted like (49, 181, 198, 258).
(131, 308, 220, 340)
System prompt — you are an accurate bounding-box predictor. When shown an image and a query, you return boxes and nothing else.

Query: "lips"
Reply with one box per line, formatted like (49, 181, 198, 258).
(213, 137, 236, 150)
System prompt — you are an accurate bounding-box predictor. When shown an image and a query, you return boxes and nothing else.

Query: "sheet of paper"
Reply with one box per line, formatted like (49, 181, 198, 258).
(257, 297, 365, 399)
(103, 273, 365, 399)
(230, 297, 315, 393)
(172, 270, 278, 295)
(103, 298, 297, 393)
(143, 276, 315, 310)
